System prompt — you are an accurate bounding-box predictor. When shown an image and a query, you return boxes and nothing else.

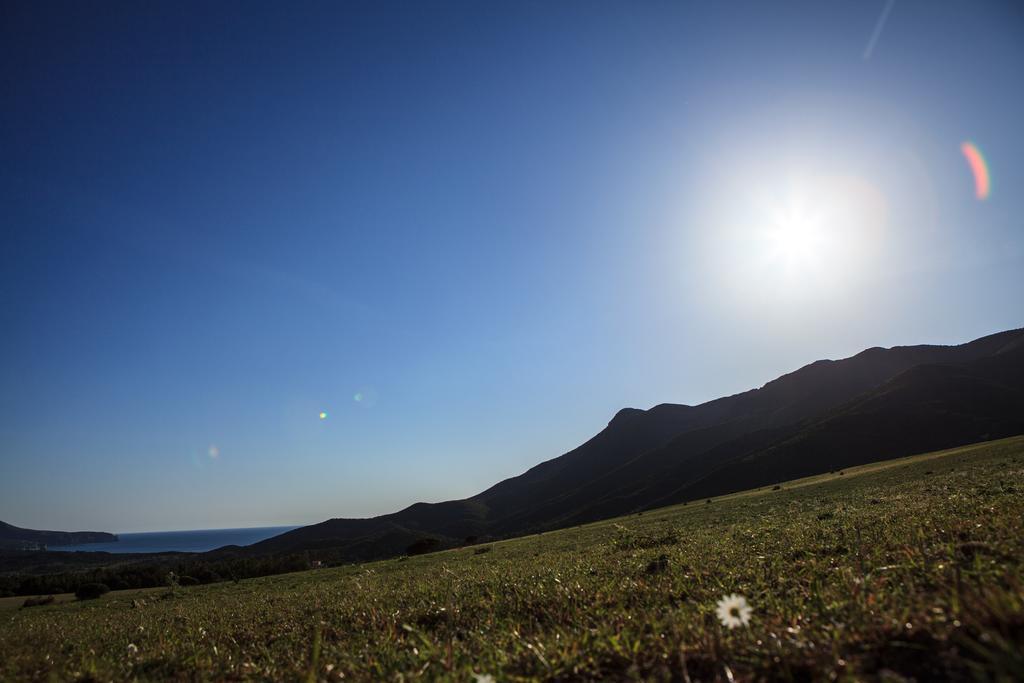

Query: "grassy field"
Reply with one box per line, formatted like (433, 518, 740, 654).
(2, 437, 1023, 681)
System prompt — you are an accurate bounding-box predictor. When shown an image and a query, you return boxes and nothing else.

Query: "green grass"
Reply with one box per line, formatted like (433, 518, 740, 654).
(0, 586, 166, 615)
(3, 437, 1024, 681)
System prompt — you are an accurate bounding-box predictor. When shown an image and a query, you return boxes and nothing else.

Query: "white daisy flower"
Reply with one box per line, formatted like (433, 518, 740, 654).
(715, 593, 752, 629)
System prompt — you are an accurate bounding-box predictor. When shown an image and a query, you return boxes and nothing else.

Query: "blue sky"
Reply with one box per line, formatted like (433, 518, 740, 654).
(2, 1, 1022, 532)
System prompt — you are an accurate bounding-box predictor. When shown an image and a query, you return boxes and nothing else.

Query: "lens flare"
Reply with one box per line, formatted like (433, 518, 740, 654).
(960, 141, 990, 200)
(352, 387, 378, 407)
(319, 411, 327, 420)
(207, 445, 219, 459)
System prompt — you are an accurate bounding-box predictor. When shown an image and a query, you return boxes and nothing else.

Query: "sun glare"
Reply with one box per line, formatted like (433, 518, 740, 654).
(699, 165, 888, 313)
(768, 206, 826, 265)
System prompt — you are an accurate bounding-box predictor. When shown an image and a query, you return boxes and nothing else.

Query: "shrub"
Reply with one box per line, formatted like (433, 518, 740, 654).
(75, 583, 110, 600)
(193, 567, 222, 584)
(406, 538, 441, 556)
(108, 578, 130, 591)
(645, 554, 669, 574)
(473, 546, 492, 555)
(21, 595, 55, 608)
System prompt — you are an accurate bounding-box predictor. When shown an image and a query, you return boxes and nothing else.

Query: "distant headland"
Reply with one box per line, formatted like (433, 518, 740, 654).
(0, 520, 117, 551)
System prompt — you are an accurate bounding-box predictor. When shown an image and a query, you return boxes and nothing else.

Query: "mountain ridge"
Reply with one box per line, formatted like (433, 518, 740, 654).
(245, 327, 1024, 559)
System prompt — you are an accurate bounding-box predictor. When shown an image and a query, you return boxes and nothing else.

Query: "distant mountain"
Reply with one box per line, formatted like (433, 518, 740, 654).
(0, 521, 117, 550)
(248, 328, 1024, 559)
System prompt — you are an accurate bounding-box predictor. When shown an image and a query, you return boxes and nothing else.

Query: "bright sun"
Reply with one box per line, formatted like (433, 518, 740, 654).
(700, 169, 888, 310)
(769, 207, 825, 265)
(759, 183, 862, 280)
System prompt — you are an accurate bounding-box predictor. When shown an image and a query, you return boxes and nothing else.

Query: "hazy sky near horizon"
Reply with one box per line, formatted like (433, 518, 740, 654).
(2, 1, 1022, 532)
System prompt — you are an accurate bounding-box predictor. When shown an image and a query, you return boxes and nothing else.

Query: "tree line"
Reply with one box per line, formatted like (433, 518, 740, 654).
(0, 552, 318, 598)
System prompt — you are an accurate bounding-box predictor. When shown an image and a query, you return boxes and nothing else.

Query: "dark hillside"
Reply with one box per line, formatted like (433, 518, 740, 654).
(675, 341, 1024, 500)
(249, 328, 1024, 558)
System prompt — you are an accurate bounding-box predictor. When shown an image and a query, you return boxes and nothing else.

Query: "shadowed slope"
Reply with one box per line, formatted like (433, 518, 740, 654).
(248, 328, 1024, 557)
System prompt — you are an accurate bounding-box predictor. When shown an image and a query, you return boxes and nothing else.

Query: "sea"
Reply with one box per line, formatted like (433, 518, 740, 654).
(47, 526, 300, 554)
